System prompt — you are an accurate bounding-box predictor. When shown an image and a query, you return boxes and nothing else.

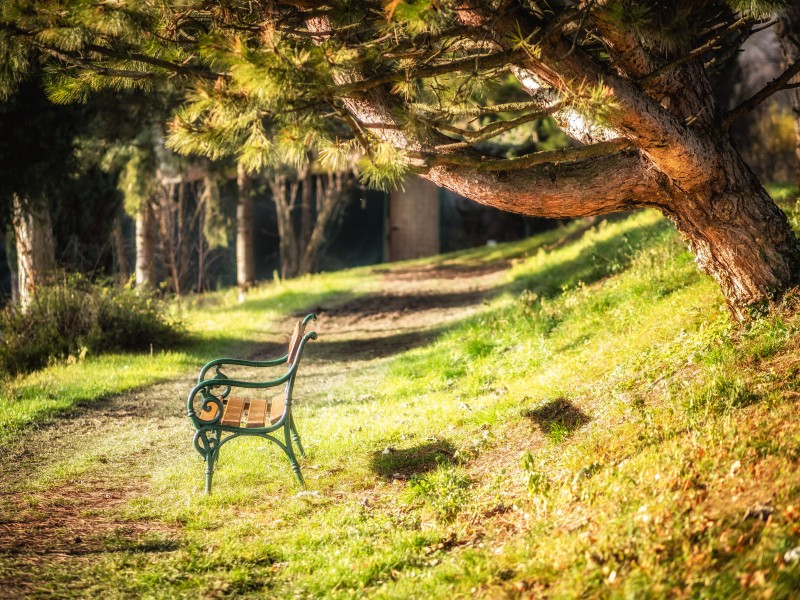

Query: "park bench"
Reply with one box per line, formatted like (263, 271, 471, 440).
(186, 314, 317, 493)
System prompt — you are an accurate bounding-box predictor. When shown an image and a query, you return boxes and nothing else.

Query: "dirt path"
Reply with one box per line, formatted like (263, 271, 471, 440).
(0, 260, 510, 596)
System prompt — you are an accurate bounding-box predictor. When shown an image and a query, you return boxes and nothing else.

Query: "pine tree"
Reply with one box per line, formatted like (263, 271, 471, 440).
(2, 0, 800, 318)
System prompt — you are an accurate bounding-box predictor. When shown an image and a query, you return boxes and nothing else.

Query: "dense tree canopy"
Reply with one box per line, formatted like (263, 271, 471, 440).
(2, 0, 800, 317)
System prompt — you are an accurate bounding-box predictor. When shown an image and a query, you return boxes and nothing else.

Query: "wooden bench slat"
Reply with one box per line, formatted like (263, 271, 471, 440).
(269, 392, 286, 425)
(221, 397, 246, 427)
(246, 398, 268, 428)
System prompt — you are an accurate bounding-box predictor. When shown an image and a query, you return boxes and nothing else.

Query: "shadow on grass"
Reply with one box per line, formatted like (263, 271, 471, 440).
(523, 397, 591, 437)
(309, 327, 451, 362)
(305, 288, 493, 319)
(371, 439, 456, 479)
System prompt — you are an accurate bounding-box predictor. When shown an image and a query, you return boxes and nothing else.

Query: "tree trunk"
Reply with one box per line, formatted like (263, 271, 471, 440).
(112, 213, 131, 284)
(300, 162, 313, 255)
(236, 163, 255, 299)
(777, 7, 800, 188)
(156, 182, 182, 295)
(271, 171, 301, 280)
(12, 194, 56, 308)
(661, 142, 799, 320)
(135, 201, 156, 290)
(298, 171, 352, 275)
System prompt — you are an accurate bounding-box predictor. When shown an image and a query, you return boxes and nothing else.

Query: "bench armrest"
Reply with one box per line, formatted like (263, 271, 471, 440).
(187, 369, 293, 422)
(197, 355, 288, 383)
(196, 314, 317, 382)
(187, 327, 318, 426)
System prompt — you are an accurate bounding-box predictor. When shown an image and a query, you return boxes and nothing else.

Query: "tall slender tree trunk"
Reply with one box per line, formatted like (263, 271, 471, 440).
(11, 194, 55, 309)
(777, 7, 800, 188)
(271, 171, 301, 280)
(135, 201, 156, 290)
(298, 170, 352, 275)
(112, 213, 131, 284)
(300, 161, 313, 254)
(236, 163, 255, 300)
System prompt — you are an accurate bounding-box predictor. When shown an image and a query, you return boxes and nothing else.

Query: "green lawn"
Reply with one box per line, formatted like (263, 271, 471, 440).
(3, 205, 800, 598)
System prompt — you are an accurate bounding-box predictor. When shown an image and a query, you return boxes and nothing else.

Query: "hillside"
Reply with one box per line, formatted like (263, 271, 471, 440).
(2, 207, 800, 598)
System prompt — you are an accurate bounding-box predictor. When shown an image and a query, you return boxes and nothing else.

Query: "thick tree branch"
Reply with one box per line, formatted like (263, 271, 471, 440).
(724, 59, 800, 126)
(307, 15, 668, 219)
(334, 49, 519, 96)
(424, 149, 663, 218)
(413, 139, 632, 171)
(509, 66, 618, 144)
(456, 4, 724, 190)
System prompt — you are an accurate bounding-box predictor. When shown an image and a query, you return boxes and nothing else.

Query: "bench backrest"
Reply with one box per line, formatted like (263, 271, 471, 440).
(287, 320, 303, 365)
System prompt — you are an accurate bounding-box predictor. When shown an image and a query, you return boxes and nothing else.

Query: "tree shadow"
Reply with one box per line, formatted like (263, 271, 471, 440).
(305, 288, 492, 318)
(522, 397, 591, 438)
(310, 327, 450, 362)
(370, 439, 456, 479)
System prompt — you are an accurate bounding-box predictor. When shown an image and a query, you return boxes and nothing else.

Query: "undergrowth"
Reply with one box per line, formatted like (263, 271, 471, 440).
(0, 274, 184, 374)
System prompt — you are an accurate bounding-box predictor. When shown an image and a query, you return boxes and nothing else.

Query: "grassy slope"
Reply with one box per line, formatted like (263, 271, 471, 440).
(4, 203, 800, 598)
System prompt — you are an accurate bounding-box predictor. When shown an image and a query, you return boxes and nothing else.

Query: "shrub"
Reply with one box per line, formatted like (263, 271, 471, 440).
(0, 275, 185, 374)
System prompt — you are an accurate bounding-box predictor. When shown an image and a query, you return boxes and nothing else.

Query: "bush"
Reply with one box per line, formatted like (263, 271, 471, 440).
(0, 275, 185, 374)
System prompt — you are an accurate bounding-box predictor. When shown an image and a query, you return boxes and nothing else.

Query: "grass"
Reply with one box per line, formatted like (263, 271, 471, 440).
(3, 204, 800, 598)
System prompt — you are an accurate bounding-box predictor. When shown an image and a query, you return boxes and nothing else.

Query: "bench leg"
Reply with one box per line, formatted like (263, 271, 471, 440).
(290, 418, 306, 458)
(283, 426, 305, 486)
(194, 428, 220, 494)
(205, 449, 216, 494)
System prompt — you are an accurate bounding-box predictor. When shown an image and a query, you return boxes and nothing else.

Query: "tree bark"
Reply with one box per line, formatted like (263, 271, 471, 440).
(777, 6, 800, 188)
(112, 212, 131, 284)
(298, 170, 353, 275)
(300, 160, 313, 256)
(270, 170, 302, 280)
(236, 163, 256, 298)
(135, 201, 156, 290)
(12, 194, 56, 309)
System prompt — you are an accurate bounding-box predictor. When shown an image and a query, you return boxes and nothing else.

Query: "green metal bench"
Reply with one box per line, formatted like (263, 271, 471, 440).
(187, 314, 317, 493)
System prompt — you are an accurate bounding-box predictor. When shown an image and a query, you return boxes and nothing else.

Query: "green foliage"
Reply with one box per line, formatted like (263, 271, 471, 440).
(725, 0, 792, 18)
(387, 0, 456, 35)
(407, 462, 471, 522)
(118, 147, 155, 214)
(521, 450, 551, 496)
(0, 29, 30, 100)
(686, 375, 759, 416)
(357, 141, 410, 191)
(0, 275, 184, 374)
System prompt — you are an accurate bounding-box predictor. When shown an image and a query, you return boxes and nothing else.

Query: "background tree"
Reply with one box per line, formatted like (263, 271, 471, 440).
(267, 155, 356, 280)
(3, 0, 800, 318)
(0, 79, 119, 305)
